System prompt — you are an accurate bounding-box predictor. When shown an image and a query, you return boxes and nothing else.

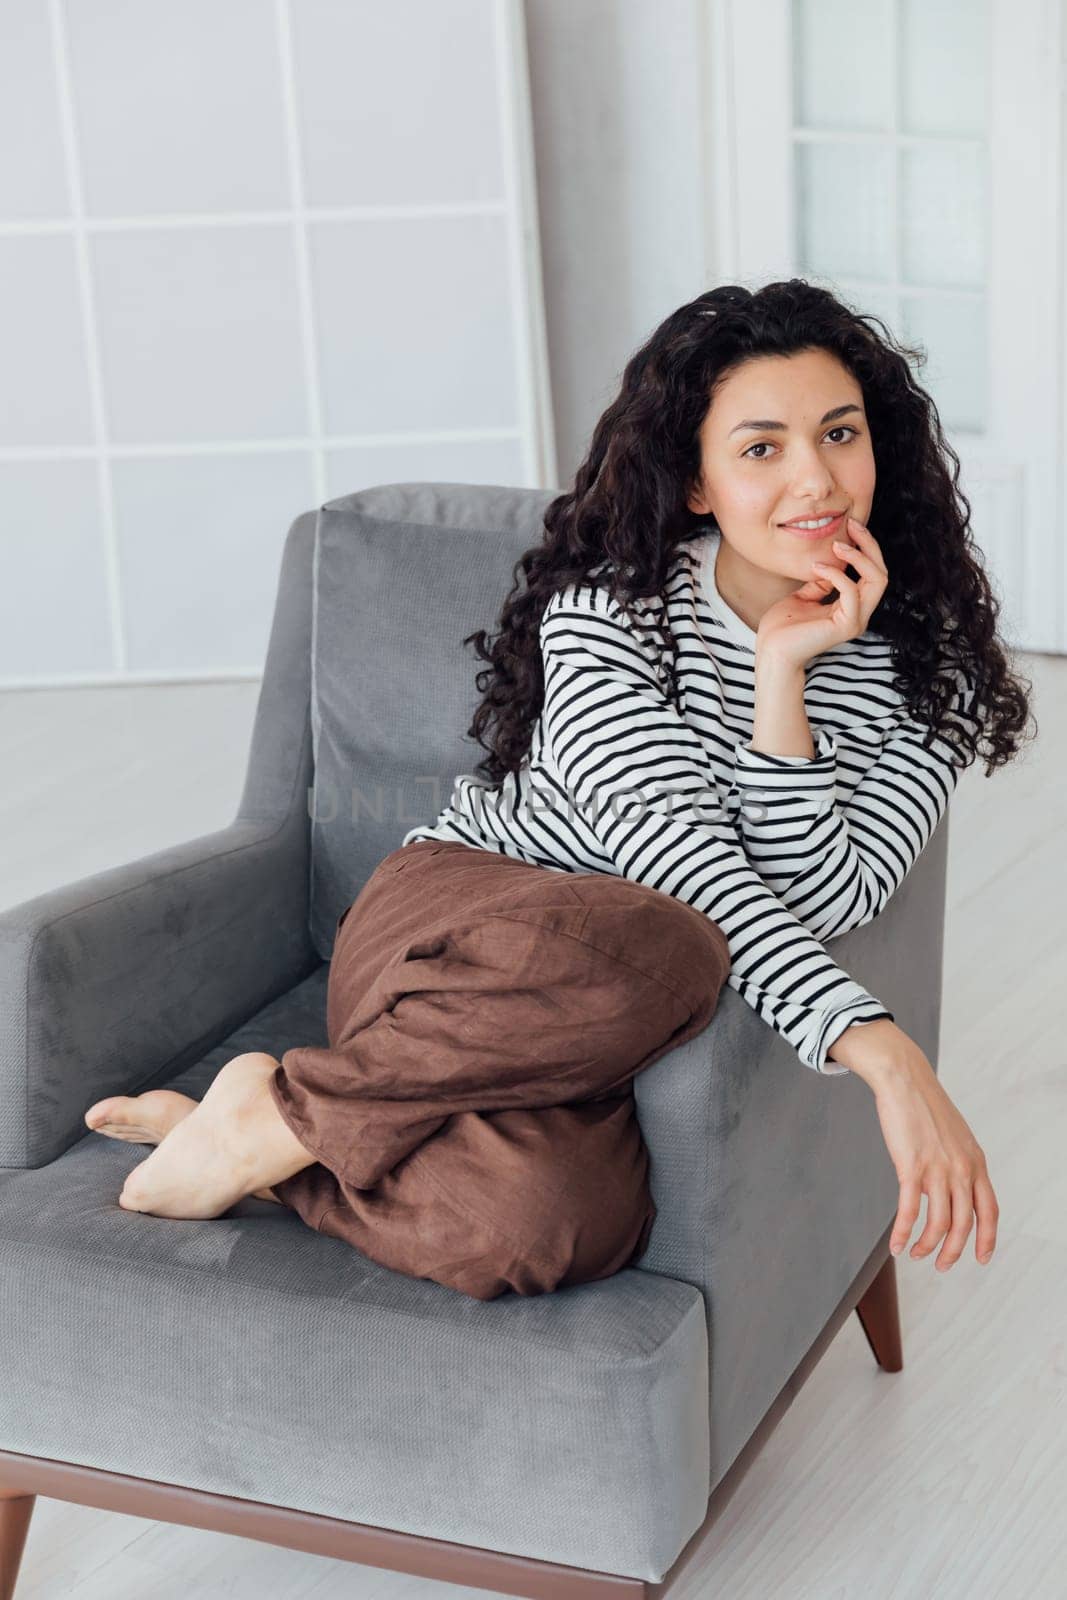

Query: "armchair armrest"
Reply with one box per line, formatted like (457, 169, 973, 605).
(0, 814, 318, 1170)
(634, 811, 951, 1492)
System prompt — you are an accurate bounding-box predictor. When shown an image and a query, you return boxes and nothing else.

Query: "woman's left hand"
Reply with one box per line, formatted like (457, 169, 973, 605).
(754, 516, 889, 670)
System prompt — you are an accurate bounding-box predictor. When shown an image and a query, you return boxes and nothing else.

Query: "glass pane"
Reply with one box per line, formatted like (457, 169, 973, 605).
(793, 0, 894, 130)
(899, 292, 988, 433)
(900, 142, 986, 288)
(845, 286, 902, 342)
(900, 0, 989, 137)
(795, 141, 894, 279)
(953, 471, 1026, 648)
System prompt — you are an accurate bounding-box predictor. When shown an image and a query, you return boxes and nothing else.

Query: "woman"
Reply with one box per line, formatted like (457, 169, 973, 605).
(85, 281, 1029, 1299)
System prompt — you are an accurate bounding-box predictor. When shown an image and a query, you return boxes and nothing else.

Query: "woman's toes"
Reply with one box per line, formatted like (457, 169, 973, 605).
(85, 1089, 198, 1144)
(85, 1097, 122, 1130)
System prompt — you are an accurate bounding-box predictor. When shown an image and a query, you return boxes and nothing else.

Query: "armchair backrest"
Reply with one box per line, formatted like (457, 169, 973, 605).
(270, 484, 553, 958)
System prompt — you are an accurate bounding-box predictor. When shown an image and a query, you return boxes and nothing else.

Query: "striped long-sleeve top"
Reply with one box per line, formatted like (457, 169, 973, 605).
(401, 527, 979, 1075)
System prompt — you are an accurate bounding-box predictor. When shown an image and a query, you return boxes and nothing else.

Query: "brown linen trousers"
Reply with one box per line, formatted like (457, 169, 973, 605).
(268, 840, 731, 1300)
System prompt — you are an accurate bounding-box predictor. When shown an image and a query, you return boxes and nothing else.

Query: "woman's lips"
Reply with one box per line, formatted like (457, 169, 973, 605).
(779, 510, 846, 541)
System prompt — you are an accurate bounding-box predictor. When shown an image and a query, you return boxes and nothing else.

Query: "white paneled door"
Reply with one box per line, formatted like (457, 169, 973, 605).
(708, 0, 1062, 653)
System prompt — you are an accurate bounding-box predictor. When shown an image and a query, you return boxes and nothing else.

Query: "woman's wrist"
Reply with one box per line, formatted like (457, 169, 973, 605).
(753, 647, 807, 686)
(827, 1017, 921, 1088)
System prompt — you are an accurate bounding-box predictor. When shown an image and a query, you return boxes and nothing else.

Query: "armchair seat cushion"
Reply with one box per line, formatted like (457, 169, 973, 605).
(0, 965, 711, 1584)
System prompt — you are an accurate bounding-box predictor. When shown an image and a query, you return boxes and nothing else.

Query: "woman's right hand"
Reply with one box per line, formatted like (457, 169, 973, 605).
(829, 1019, 999, 1270)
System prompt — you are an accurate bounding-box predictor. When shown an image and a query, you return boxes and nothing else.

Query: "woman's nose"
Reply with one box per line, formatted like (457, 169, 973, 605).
(788, 462, 838, 495)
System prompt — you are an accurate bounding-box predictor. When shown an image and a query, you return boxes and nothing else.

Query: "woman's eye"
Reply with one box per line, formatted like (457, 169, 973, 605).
(742, 425, 859, 461)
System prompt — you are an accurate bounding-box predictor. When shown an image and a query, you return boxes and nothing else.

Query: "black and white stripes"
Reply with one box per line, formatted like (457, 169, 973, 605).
(402, 530, 977, 1075)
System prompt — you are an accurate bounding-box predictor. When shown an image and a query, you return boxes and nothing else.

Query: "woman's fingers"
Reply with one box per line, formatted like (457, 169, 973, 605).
(830, 539, 874, 574)
(890, 1172, 923, 1256)
(845, 516, 889, 574)
(909, 1176, 952, 1260)
(812, 562, 861, 617)
(934, 1179, 977, 1271)
(974, 1166, 1000, 1263)
(891, 1166, 999, 1270)
(813, 560, 855, 583)
(828, 536, 888, 629)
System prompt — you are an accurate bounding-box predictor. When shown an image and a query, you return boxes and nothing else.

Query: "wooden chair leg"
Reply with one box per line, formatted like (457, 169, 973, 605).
(0, 1489, 36, 1600)
(855, 1253, 903, 1371)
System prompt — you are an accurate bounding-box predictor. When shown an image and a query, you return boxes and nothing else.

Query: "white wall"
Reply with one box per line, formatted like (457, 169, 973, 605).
(0, 0, 552, 688)
(524, 0, 713, 484)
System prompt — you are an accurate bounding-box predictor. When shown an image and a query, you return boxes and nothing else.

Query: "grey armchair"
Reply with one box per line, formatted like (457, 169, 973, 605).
(0, 484, 946, 1598)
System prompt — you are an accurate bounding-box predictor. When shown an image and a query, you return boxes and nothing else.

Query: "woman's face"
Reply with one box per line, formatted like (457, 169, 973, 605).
(686, 347, 876, 579)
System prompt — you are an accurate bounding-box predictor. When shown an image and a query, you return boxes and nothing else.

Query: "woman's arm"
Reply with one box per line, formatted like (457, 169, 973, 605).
(538, 584, 895, 1076)
(728, 655, 978, 941)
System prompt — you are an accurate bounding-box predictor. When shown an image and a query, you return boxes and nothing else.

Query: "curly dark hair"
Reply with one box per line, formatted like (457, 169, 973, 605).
(462, 279, 1036, 784)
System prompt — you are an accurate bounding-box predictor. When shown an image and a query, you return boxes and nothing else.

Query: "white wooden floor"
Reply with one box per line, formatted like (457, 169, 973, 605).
(1, 656, 1064, 1600)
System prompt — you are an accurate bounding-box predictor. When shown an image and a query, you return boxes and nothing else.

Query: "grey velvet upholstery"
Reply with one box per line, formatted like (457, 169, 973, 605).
(0, 485, 949, 1583)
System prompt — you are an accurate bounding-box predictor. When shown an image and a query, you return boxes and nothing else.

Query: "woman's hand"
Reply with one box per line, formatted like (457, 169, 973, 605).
(833, 1021, 999, 1269)
(755, 516, 890, 670)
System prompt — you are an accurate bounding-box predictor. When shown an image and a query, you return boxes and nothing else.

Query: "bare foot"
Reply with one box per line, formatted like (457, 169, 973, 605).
(115, 1052, 313, 1219)
(85, 1085, 282, 1204)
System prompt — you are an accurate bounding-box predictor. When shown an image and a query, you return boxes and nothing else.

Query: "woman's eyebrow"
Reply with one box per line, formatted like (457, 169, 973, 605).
(728, 403, 863, 436)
